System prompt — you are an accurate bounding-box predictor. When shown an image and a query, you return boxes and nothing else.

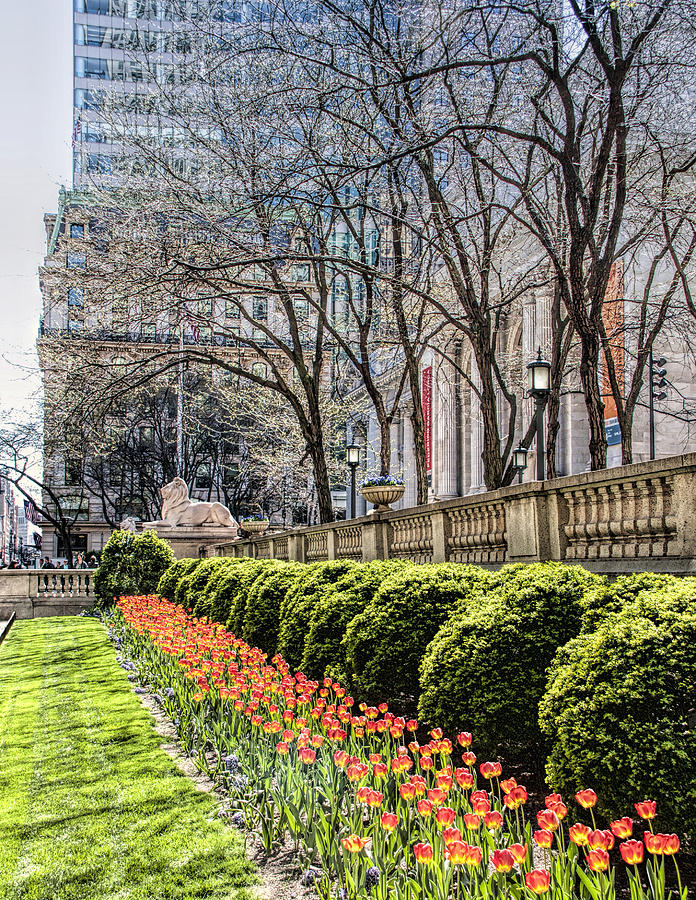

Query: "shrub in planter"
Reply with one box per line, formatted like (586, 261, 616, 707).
(224, 560, 281, 634)
(158, 557, 201, 603)
(277, 560, 357, 670)
(344, 563, 491, 708)
(540, 581, 696, 835)
(94, 529, 175, 608)
(418, 563, 605, 759)
(242, 562, 304, 657)
(300, 560, 409, 684)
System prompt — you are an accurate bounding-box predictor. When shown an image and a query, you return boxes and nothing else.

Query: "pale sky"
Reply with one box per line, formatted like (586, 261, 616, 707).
(0, 1, 73, 414)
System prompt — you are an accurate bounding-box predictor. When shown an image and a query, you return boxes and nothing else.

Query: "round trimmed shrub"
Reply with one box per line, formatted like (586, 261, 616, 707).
(277, 560, 357, 670)
(418, 563, 605, 759)
(300, 560, 409, 684)
(540, 581, 696, 835)
(581, 572, 696, 631)
(197, 558, 247, 618)
(94, 529, 175, 608)
(158, 557, 201, 602)
(224, 560, 280, 635)
(242, 562, 304, 656)
(178, 558, 230, 615)
(344, 563, 491, 708)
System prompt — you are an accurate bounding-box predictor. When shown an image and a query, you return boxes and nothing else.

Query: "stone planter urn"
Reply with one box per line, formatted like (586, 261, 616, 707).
(241, 519, 270, 535)
(359, 483, 405, 512)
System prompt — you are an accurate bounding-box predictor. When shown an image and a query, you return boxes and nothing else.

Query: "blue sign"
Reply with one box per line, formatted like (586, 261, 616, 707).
(605, 419, 622, 446)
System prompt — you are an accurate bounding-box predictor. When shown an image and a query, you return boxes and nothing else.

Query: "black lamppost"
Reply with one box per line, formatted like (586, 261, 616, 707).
(512, 443, 529, 483)
(527, 348, 552, 481)
(346, 444, 360, 519)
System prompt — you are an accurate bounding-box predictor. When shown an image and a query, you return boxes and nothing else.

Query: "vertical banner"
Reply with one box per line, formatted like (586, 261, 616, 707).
(602, 261, 625, 446)
(422, 366, 433, 473)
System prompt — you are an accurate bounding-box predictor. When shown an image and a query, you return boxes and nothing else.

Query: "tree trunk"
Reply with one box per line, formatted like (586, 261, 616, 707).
(579, 332, 608, 470)
(473, 344, 504, 490)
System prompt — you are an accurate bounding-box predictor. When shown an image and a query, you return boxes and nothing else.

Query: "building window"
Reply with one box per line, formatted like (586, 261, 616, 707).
(225, 298, 240, 319)
(70, 223, 84, 239)
(198, 298, 213, 317)
(194, 465, 211, 489)
(253, 296, 268, 320)
(64, 459, 82, 486)
(142, 322, 157, 340)
(68, 287, 84, 308)
(294, 297, 309, 320)
(251, 361, 268, 379)
(67, 251, 86, 270)
(222, 462, 239, 486)
(291, 264, 310, 282)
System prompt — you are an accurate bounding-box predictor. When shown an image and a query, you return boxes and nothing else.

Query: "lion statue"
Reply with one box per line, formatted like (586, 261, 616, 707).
(158, 477, 238, 529)
(119, 516, 138, 532)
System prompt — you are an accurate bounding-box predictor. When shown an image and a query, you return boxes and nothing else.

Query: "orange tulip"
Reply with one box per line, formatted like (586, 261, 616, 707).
(399, 783, 416, 803)
(342, 834, 369, 853)
(509, 843, 527, 864)
(480, 761, 502, 779)
(276, 740, 290, 755)
(588, 829, 614, 851)
(446, 840, 469, 865)
(662, 834, 680, 855)
(373, 763, 388, 779)
(457, 732, 472, 747)
(428, 788, 447, 807)
(500, 778, 518, 794)
(461, 751, 477, 767)
(298, 747, 316, 764)
(634, 800, 656, 820)
(413, 842, 434, 865)
(380, 812, 398, 831)
(442, 826, 463, 846)
(534, 829, 554, 849)
(464, 844, 483, 867)
(504, 786, 528, 809)
(525, 870, 551, 894)
(435, 806, 456, 828)
(575, 789, 598, 809)
(644, 832, 665, 855)
(463, 813, 481, 830)
(569, 823, 591, 846)
(491, 849, 515, 873)
(548, 801, 568, 820)
(545, 793, 563, 808)
(610, 817, 633, 839)
(416, 799, 433, 818)
(587, 849, 610, 872)
(454, 768, 474, 789)
(537, 809, 560, 832)
(484, 810, 504, 830)
(620, 840, 644, 865)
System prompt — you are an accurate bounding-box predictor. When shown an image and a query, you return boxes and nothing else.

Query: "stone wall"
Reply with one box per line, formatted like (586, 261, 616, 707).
(205, 453, 696, 577)
(0, 570, 94, 620)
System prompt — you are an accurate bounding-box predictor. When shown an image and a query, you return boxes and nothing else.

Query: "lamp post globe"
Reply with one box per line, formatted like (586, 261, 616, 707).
(526, 349, 551, 482)
(346, 444, 360, 518)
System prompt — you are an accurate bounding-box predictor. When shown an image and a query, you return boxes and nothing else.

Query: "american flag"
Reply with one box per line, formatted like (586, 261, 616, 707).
(24, 500, 41, 525)
(72, 118, 82, 146)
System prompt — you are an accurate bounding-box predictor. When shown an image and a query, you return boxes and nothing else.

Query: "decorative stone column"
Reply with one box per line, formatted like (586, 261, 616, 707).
(436, 357, 459, 499)
(403, 411, 418, 508)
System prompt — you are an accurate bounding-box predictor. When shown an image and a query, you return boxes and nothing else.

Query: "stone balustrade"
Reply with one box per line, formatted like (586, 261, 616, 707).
(205, 453, 696, 575)
(0, 570, 94, 620)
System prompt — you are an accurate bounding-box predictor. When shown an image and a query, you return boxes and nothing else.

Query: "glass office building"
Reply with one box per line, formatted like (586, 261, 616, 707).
(72, 0, 244, 186)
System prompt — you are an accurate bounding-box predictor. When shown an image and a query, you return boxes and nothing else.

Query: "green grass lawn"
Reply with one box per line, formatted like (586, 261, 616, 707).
(0, 617, 257, 900)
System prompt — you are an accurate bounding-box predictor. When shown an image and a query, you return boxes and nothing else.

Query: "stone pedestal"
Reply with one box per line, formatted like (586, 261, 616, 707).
(140, 523, 239, 559)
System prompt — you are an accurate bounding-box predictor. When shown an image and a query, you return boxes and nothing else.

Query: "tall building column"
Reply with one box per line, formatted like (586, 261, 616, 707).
(436, 356, 459, 499)
(403, 410, 418, 508)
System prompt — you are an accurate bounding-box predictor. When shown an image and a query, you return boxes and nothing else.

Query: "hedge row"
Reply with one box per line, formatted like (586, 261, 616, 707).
(153, 554, 696, 837)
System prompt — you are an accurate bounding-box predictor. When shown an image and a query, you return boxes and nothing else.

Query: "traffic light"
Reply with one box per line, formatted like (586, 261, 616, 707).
(651, 356, 667, 401)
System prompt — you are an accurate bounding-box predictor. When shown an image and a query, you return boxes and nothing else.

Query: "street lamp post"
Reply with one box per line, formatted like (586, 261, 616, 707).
(526, 348, 552, 481)
(512, 443, 529, 484)
(346, 444, 360, 519)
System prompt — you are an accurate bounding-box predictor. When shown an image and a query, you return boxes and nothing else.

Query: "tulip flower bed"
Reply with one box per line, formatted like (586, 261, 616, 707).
(114, 594, 688, 900)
